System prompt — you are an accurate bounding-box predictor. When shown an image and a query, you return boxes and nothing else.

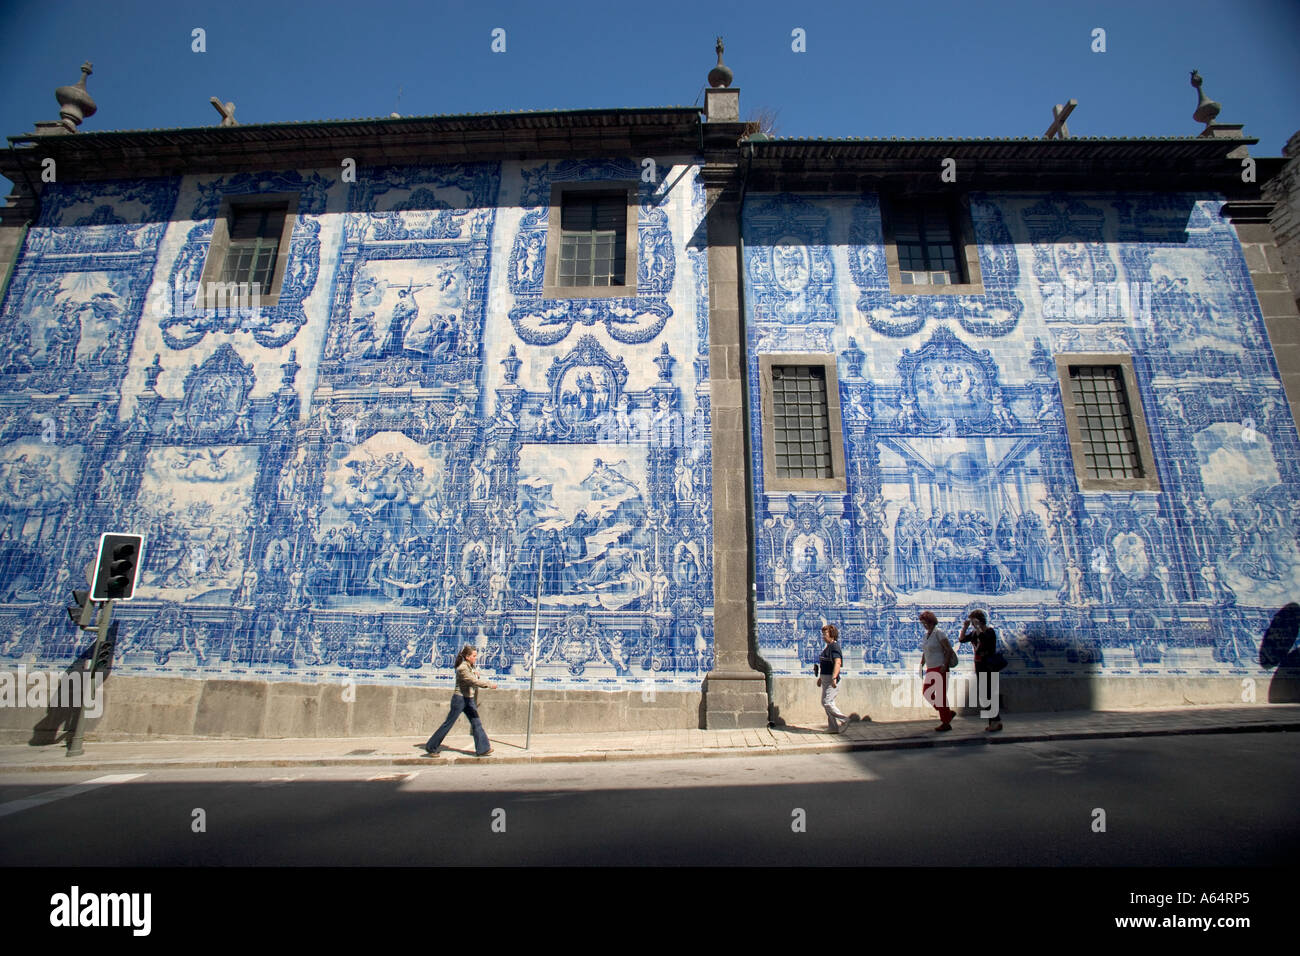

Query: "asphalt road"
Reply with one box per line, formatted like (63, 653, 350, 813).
(0, 733, 1296, 866)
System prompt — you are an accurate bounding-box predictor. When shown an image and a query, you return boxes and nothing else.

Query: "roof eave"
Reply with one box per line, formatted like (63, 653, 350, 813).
(0, 107, 706, 183)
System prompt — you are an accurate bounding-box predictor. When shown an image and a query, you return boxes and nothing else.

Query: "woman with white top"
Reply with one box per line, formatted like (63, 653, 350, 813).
(918, 610, 956, 731)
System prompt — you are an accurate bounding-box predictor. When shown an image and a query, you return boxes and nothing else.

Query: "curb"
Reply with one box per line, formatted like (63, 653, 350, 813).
(1, 720, 1295, 774)
(795, 719, 1300, 755)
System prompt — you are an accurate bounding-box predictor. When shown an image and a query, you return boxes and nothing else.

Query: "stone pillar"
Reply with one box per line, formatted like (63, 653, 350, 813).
(699, 157, 769, 729)
(1225, 200, 1300, 439)
(0, 222, 28, 302)
(1264, 131, 1300, 314)
(704, 87, 740, 123)
(0, 179, 39, 306)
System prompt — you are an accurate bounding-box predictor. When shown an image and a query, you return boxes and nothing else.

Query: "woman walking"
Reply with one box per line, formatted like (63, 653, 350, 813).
(960, 609, 1003, 731)
(918, 611, 955, 731)
(817, 623, 850, 733)
(424, 645, 497, 756)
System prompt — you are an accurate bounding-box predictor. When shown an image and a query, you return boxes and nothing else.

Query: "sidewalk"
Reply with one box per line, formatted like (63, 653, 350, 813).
(1, 704, 1297, 773)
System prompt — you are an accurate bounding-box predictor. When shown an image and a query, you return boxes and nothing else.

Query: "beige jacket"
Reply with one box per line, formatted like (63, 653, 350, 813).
(455, 660, 493, 700)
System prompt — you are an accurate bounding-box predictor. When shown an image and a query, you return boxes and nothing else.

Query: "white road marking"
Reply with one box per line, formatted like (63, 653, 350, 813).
(399, 754, 879, 792)
(0, 773, 145, 820)
(255, 775, 303, 787)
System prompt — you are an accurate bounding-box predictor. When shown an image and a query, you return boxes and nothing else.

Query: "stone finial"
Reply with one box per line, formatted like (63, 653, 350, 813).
(210, 96, 238, 127)
(1044, 99, 1077, 139)
(1190, 70, 1221, 127)
(708, 36, 733, 89)
(54, 61, 97, 132)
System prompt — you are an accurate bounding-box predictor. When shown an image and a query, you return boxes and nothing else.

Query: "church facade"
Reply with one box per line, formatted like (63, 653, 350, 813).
(0, 59, 1296, 738)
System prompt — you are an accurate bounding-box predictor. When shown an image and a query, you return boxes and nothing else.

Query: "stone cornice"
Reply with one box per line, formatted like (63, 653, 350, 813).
(743, 137, 1284, 196)
(0, 108, 705, 184)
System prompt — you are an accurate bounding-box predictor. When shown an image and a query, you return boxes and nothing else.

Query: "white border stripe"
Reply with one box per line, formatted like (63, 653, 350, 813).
(0, 773, 145, 819)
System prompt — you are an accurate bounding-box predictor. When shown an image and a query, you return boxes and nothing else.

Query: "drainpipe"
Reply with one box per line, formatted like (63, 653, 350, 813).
(735, 139, 773, 720)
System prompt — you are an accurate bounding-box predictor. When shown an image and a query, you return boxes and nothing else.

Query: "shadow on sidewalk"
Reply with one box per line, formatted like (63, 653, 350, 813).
(28, 625, 117, 747)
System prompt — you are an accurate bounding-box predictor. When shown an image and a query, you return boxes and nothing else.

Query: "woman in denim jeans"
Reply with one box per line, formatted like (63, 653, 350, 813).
(424, 644, 497, 757)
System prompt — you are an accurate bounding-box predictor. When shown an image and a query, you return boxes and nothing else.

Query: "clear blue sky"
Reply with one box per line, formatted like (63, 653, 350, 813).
(0, 0, 1296, 195)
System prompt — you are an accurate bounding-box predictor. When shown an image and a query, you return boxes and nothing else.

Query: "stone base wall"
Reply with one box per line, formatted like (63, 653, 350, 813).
(770, 675, 1300, 727)
(0, 674, 702, 743)
(2, 672, 1297, 743)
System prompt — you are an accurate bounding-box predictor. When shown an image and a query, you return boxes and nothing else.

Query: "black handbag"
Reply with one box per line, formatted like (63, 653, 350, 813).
(985, 650, 1008, 672)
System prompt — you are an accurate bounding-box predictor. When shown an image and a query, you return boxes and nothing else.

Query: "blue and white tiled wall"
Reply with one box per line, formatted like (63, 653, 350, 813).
(0, 157, 714, 693)
(744, 191, 1300, 680)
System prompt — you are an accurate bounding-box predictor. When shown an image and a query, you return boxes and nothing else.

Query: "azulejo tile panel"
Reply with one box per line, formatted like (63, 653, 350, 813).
(745, 191, 1300, 681)
(0, 158, 714, 692)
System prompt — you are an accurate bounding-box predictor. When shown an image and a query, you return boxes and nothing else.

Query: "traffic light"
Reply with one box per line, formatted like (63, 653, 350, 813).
(90, 533, 145, 602)
(92, 621, 119, 672)
(68, 589, 94, 628)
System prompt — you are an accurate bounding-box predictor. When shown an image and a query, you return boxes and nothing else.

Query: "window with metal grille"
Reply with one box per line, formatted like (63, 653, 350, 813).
(892, 199, 964, 285)
(558, 192, 627, 287)
(1068, 365, 1144, 479)
(221, 203, 287, 291)
(771, 365, 833, 479)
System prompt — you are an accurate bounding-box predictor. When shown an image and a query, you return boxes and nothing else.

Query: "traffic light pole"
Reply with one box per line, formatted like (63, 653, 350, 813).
(63, 532, 143, 757)
(66, 598, 115, 758)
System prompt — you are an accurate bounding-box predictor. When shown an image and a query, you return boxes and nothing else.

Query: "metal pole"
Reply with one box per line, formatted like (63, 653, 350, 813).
(66, 599, 114, 757)
(524, 550, 543, 750)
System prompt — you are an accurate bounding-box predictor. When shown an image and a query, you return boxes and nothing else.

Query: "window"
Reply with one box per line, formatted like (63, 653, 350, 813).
(198, 192, 299, 308)
(221, 204, 286, 291)
(558, 192, 626, 287)
(1069, 366, 1143, 478)
(893, 200, 963, 285)
(543, 182, 637, 298)
(759, 354, 847, 493)
(1056, 354, 1160, 492)
(883, 195, 983, 294)
(772, 365, 833, 478)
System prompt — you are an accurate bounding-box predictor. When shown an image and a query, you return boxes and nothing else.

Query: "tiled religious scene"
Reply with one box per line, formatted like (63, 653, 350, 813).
(0, 153, 713, 696)
(746, 192, 1300, 681)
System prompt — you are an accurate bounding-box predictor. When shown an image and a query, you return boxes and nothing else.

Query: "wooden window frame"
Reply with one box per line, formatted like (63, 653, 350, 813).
(543, 181, 639, 300)
(882, 193, 984, 296)
(198, 192, 299, 308)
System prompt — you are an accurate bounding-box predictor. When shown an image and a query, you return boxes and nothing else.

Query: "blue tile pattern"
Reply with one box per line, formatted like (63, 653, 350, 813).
(745, 191, 1300, 679)
(0, 158, 713, 691)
